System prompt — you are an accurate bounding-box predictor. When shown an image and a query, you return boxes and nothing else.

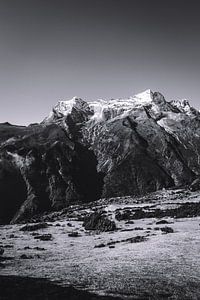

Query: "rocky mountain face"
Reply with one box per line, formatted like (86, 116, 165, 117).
(1, 90, 200, 223)
(0, 123, 103, 224)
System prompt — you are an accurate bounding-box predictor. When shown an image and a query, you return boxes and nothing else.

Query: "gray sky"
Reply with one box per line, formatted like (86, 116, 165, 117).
(0, 0, 200, 125)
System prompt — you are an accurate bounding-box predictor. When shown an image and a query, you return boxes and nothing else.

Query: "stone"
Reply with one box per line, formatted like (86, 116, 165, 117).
(83, 212, 116, 232)
(161, 227, 174, 234)
(34, 234, 53, 241)
(20, 223, 48, 231)
(68, 232, 79, 237)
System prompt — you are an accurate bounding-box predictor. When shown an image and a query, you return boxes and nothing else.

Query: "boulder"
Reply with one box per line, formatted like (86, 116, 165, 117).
(83, 211, 116, 232)
(20, 222, 48, 231)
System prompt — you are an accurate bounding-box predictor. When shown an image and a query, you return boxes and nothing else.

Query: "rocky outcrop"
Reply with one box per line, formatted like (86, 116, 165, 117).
(1, 90, 200, 223)
(20, 222, 49, 231)
(83, 211, 116, 232)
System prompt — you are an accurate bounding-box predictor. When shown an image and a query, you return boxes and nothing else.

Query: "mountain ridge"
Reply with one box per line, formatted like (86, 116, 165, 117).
(0, 89, 200, 224)
(44, 89, 198, 124)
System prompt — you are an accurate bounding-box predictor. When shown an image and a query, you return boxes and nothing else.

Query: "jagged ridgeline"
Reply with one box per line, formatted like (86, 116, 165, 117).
(1, 89, 200, 224)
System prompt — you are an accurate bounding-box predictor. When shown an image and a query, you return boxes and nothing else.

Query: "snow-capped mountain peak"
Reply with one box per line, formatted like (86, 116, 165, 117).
(44, 89, 198, 125)
(131, 89, 153, 103)
(54, 96, 84, 116)
(44, 96, 91, 122)
(45, 89, 156, 123)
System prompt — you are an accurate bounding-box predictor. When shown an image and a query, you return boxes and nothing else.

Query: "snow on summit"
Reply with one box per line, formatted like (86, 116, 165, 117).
(89, 89, 154, 121)
(45, 89, 155, 122)
(131, 89, 153, 103)
(45, 89, 198, 124)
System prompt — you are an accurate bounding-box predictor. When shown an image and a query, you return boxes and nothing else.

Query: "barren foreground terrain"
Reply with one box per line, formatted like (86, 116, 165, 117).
(1, 188, 200, 299)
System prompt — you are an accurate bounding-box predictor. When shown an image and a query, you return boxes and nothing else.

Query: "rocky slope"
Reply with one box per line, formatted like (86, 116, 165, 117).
(0, 123, 103, 224)
(1, 89, 200, 223)
(45, 89, 200, 194)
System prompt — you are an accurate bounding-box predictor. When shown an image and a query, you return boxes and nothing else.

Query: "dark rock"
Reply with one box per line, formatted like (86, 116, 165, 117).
(156, 220, 170, 225)
(107, 240, 120, 246)
(115, 210, 132, 221)
(0, 256, 14, 261)
(126, 236, 146, 243)
(115, 203, 200, 220)
(31, 232, 39, 236)
(3, 245, 13, 248)
(125, 220, 135, 224)
(8, 234, 16, 238)
(107, 235, 147, 246)
(24, 246, 31, 250)
(83, 211, 116, 232)
(20, 222, 48, 231)
(34, 247, 45, 251)
(0, 248, 4, 256)
(120, 228, 134, 232)
(94, 243, 106, 248)
(34, 234, 53, 241)
(68, 231, 79, 237)
(20, 254, 33, 259)
(165, 203, 200, 219)
(161, 227, 174, 234)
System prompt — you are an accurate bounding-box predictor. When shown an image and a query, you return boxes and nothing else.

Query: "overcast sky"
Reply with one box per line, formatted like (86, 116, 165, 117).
(0, 0, 200, 125)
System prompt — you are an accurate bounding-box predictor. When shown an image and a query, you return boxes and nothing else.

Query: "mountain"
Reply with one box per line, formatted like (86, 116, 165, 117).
(0, 89, 200, 224)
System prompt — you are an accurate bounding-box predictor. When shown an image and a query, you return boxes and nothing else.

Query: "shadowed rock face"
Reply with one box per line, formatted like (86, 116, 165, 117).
(0, 160, 27, 224)
(1, 90, 200, 223)
(0, 123, 103, 224)
(71, 143, 104, 203)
